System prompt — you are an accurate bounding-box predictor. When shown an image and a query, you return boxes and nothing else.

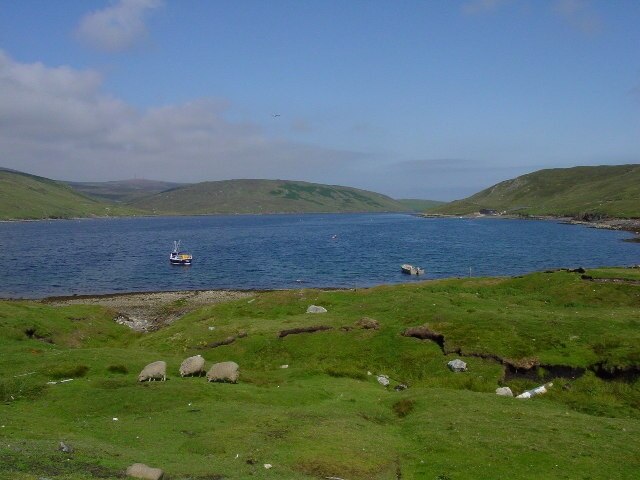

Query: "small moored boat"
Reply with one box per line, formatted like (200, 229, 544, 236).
(401, 264, 424, 275)
(170, 241, 192, 265)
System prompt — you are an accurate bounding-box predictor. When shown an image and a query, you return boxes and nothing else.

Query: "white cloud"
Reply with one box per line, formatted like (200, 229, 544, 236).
(0, 50, 364, 184)
(75, 0, 163, 52)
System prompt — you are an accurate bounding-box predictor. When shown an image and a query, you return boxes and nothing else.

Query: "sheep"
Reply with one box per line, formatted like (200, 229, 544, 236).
(206, 361, 239, 383)
(179, 355, 206, 377)
(125, 463, 164, 480)
(137, 361, 167, 382)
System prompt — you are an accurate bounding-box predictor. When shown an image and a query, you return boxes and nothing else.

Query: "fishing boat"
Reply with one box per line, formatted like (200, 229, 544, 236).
(401, 264, 424, 275)
(170, 241, 192, 265)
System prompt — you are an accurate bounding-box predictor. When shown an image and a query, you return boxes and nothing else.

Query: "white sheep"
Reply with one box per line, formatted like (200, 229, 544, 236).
(179, 355, 206, 377)
(206, 361, 239, 383)
(137, 361, 167, 382)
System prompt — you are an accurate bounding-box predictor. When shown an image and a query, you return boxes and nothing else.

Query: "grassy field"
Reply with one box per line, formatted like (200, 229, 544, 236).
(0, 170, 140, 220)
(433, 164, 640, 218)
(1, 268, 639, 479)
(128, 179, 408, 214)
(396, 199, 445, 212)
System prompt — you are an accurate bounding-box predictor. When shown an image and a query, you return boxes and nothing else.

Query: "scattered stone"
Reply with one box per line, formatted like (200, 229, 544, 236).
(125, 463, 164, 480)
(394, 384, 408, 391)
(138, 361, 167, 382)
(278, 325, 333, 338)
(306, 305, 327, 314)
(207, 361, 239, 383)
(447, 359, 467, 372)
(179, 355, 206, 377)
(280, 364, 289, 369)
(208, 326, 215, 330)
(355, 317, 380, 330)
(264, 463, 273, 469)
(377, 375, 390, 386)
(495, 387, 513, 397)
(58, 441, 73, 453)
(516, 382, 553, 399)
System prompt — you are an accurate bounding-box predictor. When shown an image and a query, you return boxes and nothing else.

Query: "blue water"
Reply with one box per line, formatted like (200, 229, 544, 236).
(1, 214, 638, 298)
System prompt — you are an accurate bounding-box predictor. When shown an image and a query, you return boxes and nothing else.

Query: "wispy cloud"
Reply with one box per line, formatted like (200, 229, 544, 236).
(552, 0, 602, 34)
(0, 50, 365, 183)
(75, 0, 164, 52)
(461, 0, 510, 15)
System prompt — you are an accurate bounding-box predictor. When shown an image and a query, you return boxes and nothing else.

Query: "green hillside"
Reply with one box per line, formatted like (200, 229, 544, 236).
(1, 268, 639, 478)
(396, 198, 445, 212)
(433, 164, 640, 218)
(0, 169, 139, 220)
(67, 179, 184, 203)
(129, 179, 408, 214)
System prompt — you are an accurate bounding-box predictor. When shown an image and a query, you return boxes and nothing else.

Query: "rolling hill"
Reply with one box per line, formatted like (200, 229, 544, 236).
(432, 164, 640, 218)
(396, 198, 445, 212)
(67, 179, 184, 203)
(129, 179, 408, 214)
(0, 169, 139, 220)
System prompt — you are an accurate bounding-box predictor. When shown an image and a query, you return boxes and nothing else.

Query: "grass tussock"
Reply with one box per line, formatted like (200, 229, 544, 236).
(46, 364, 89, 379)
(392, 398, 416, 417)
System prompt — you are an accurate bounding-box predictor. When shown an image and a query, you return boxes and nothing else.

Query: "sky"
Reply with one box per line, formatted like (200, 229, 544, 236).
(0, 0, 638, 200)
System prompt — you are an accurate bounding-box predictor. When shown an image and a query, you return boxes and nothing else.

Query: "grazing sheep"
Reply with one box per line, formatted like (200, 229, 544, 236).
(206, 361, 239, 383)
(138, 361, 167, 382)
(179, 355, 206, 377)
(126, 463, 164, 480)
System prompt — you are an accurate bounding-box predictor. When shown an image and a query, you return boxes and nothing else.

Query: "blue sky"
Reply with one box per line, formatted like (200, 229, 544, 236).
(1, 0, 638, 199)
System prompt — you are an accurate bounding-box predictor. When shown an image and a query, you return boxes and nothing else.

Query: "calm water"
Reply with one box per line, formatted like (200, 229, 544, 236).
(1, 214, 638, 298)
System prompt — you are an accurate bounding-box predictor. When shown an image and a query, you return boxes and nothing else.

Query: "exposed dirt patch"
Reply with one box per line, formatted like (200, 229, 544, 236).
(401, 325, 444, 348)
(43, 289, 252, 332)
(199, 332, 248, 349)
(278, 325, 333, 338)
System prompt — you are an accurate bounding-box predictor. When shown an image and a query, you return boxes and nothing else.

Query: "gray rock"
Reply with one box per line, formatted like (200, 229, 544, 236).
(377, 374, 390, 386)
(495, 387, 513, 397)
(394, 384, 408, 391)
(138, 361, 167, 382)
(126, 463, 164, 480)
(179, 355, 205, 377)
(207, 361, 239, 383)
(58, 441, 73, 453)
(447, 359, 467, 372)
(306, 305, 327, 313)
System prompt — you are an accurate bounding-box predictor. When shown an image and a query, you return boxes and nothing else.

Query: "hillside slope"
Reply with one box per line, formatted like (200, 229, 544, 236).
(129, 179, 408, 214)
(0, 169, 139, 220)
(433, 164, 640, 218)
(67, 179, 184, 203)
(397, 198, 445, 212)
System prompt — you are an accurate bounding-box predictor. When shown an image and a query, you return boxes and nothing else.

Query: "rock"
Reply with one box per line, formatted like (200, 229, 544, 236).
(516, 382, 553, 399)
(206, 361, 239, 383)
(447, 359, 467, 372)
(138, 361, 167, 382)
(280, 364, 289, 369)
(377, 374, 390, 386)
(179, 355, 206, 377)
(125, 463, 164, 480)
(58, 441, 73, 453)
(355, 317, 380, 330)
(495, 387, 513, 397)
(394, 384, 408, 391)
(264, 464, 273, 469)
(306, 305, 327, 313)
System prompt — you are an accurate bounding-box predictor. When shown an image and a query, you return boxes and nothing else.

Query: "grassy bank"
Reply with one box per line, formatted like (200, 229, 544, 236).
(1, 268, 639, 479)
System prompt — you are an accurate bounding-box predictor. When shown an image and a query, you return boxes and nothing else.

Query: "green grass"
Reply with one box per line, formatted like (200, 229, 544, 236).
(0, 169, 140, 220)
(1, 269, 639, 478)
(128, 179, 407, 214)
(396, 199, 446, 212)
(433, 164, 640, 218)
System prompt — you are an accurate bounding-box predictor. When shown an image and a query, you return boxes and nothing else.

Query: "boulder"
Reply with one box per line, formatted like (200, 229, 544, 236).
(58, 441, 73, 453)
(377, 374, 390, 386)
(125, 463, 164, 480)
(138, 361, 166, 382)
(207, 361, 239, 383)
(355, 317, 380, 330)
(495, 387, 513, 397)
(447, 359, 467, 372)
(306, 305, 327, 313)
(179, 355, 206, 377)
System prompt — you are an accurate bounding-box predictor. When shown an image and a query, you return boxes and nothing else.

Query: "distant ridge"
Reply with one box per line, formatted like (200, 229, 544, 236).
(0, 168, 139, 220)
(432, 164, 640, 218)
(128, 179, 408, 214)
(67, 179, 185, 203)
(397, 199, 445, 212)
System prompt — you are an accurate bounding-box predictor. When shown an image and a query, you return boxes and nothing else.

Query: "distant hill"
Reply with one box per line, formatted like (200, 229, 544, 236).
(0, 168, 139, 220)
(129, 179, 408, 214)
(397, 199, 445, 212)
(67, 179, 185, 203)
(432, 164, 640, 218)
